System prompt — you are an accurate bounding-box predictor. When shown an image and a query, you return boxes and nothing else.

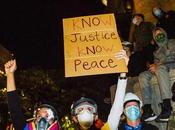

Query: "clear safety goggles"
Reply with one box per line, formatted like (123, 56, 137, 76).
(75, 104, 96, 115)
(35, 107, 55, 122)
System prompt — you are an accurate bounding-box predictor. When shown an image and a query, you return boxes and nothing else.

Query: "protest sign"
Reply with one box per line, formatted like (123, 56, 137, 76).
(63, 13, 127, 77)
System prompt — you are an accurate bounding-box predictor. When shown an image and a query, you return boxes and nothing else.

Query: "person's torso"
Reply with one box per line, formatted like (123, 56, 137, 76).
(154, 39, 175, 66)
(134, 22, 154, 46)
(118, 122, 158, 130)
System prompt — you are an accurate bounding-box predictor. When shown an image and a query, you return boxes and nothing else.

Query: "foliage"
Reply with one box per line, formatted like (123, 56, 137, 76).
(0, 68, 115, 122)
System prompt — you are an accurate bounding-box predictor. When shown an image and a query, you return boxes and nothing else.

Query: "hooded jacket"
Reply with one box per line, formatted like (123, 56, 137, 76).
(153, 27, 175, 67)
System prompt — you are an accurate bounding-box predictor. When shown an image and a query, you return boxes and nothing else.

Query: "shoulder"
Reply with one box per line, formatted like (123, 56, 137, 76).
(168, 39, 175, 44)
(101, 122, 110, 130)
(167, 39, 175, 47)
(167, 10, 175, 17)
(142, 123, 158, 130)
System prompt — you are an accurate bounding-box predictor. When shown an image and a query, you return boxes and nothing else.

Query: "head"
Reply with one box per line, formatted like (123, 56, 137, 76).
(123, 93, 143, 123)
(71, 97, 98, 130)
(34, 104, 59, 130)
(152, 7, 165, 19)
(153, 27, 168, 47)
(132, 14, 144, 26)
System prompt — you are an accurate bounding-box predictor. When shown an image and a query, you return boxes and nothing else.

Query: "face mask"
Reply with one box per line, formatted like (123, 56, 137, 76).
(125, 105, 140, 121)
(35, 108, 55, 122)
(155, 33, 167, 44)
(77, 110, 94, 129)
(154, 9, 162, 18)
(36, 117, 49, 130)
(132, 17, 138, 25)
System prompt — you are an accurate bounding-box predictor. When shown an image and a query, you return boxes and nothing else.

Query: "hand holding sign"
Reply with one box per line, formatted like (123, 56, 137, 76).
(115, 50, 129, 66)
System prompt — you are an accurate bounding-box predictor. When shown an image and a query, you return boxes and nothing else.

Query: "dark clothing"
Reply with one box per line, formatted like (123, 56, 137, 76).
(127, 51, 147, 77)
(118, 122, 158, 130)
(7, 91, 26, 130)
(142, 43, 157, 65)
(127, 43, 157, 77)
(0, 103, 8, 130)
(133, 22, 154, 51)
(156, 10, 175, 39)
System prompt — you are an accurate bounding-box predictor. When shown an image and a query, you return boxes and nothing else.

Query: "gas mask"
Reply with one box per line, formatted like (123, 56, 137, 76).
(155, 33, 166, 42)
(37, 118, 49, 130)
(35, 107, 55, 130)
(75, 104, 96, 129)
(125, 105, 140, 121)
(155, 32, 167, 47)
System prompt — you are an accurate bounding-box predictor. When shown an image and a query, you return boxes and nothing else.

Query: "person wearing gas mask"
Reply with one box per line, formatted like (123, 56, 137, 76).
(70, 50, 129, 130)
(5, 59, 60, 130)
(118, 93, 158, 130)
(130, 14, 155, 52)
(152, 7, 175, 39)
(70, 50, 158, 130)
(71, 97, 99, 130)
(139, 27, 175, 122)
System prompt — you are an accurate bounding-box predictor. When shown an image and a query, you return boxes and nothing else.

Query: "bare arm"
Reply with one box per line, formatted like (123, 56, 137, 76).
(4, 59, 17, 92)
(107, 50, 128, 130)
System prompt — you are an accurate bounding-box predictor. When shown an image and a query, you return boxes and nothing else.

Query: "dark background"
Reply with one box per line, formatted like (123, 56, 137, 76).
(0, 0, 133, 122)
(0, 0, 106, 69)
(0, 0, 132, 70)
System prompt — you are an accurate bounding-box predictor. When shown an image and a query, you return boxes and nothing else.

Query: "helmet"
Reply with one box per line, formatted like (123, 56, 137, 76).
(34, 104, 58, 121)
(124, 93, 143, 108)
(71, 97, 97, 116)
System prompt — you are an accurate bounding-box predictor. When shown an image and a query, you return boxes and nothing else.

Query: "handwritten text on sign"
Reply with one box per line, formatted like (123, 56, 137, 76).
(63, 14, 127, 77)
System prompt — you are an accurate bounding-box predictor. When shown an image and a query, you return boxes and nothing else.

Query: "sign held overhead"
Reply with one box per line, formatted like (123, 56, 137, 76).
(63, 13, 127, 77)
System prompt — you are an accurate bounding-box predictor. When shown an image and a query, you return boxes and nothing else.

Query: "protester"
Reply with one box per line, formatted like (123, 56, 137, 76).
(110, 40, 153, 98)
(123, 41, 146, 93)
(70, 50, 128, 130)
(71, 50, 158, 130)
(139, 27, 175, 122)
(152, 7, 175, 39)
(71, 97, 100, 130)
(5, 59, 60, 130)
(130, 13, 155, 52)
(118, 93, 158, 130)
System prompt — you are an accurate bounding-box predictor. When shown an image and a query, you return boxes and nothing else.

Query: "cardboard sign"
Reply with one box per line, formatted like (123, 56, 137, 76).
(63, 13, 127, 77)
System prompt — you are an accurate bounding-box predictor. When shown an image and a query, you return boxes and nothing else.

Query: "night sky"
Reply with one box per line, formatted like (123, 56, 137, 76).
(0, 0, 105, 69)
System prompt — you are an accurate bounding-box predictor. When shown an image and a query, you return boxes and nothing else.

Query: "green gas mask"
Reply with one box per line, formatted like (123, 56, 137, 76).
(155, 33, 166, 43)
